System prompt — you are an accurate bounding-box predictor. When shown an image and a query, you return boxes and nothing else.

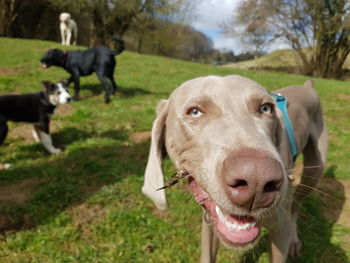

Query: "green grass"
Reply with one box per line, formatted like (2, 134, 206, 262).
(0, 37, 349, 262)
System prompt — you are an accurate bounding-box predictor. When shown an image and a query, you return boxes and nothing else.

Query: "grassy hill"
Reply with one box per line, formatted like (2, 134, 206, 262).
(224, 48, 350, 74)
(0, 37, 349, 262)
(224, 49, 301, 71)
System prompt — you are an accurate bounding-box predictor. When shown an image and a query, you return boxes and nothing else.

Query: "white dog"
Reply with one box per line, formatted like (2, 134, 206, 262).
(59, 12, 78, 46)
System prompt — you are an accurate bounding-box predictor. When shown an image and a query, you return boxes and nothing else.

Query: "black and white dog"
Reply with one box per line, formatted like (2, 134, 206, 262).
(0, 82, 71, 167)
(40, 37, 124, 103)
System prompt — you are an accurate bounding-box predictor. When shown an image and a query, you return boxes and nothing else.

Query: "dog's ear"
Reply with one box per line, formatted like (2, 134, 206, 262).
(58, 79, 68, 87)
(42, 81, 52, 91)
(142, 99, 169, 211)
(304, 80, 314, 88)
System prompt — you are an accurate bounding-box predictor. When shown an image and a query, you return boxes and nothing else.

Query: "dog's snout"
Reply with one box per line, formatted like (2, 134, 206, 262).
(222, 148, 283, 211)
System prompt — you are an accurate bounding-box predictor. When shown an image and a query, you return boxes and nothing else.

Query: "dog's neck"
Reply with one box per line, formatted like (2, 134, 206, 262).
(40, 91, 56, 110)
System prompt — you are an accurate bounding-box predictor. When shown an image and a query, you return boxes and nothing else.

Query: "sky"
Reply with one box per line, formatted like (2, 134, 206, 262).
(190, 0, 288, 54)
(190, 0, 242, 52)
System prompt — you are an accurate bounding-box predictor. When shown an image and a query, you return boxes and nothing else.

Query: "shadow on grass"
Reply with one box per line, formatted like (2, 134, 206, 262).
(117, 85, 151, 97)
(53, 126, 129, 145)
(0, 127, 150, 235)
(71, 83, 152, 100)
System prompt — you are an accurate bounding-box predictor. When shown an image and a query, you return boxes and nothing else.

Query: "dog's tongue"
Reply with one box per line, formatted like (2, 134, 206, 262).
(189, 179, 260, 245)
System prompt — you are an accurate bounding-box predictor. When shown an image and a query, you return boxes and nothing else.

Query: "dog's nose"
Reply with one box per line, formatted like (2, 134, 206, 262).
(222, 148, 284, 211)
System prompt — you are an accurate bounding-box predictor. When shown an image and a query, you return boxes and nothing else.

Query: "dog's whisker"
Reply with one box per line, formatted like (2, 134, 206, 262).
(287, 194, 317, 221)
(287, 165, 323, 172)
(290, 174, 321, 179)
(297, 183, 341, 200)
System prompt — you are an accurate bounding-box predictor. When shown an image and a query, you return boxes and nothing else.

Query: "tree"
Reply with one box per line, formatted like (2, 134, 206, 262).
(225, 0, 350, 79)
(0, 0, 23, 36)
(45, 0, 185, 46)
(84, 0, 185, 46)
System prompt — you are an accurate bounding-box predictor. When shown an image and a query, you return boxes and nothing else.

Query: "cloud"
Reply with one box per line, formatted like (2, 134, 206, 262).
(191, 0, 239, 31)
(189, 0, 240, 51)
(189, 0, 288, 53)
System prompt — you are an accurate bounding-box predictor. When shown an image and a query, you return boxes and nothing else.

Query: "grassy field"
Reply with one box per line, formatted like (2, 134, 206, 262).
(224, 48, 350, 75)
(0, 37, 349, 263)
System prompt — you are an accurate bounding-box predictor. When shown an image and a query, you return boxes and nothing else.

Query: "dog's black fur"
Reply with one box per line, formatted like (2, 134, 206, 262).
(40, 37, 125, 103)
(0, 82, 69, 146)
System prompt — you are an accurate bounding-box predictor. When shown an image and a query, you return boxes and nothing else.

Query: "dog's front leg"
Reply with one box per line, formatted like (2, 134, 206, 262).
(200, 209, 219, 263)
(40, 132, 61, 154)
(66, 30, 72, 46)
(71, 72, 80, 100)
(0, 120, 9, 146)
(269, 215, 292, 263)
(32, 126, 40, 142)
(35, 123, 61, 154)
(60, 28, 66, 45)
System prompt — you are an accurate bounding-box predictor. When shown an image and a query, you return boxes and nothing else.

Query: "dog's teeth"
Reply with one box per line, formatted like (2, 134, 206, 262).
(215, 205, 225, 221)
(215, 205, 256, 231)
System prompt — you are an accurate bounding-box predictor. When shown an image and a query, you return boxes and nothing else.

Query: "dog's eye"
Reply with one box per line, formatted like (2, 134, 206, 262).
(57, 91, 61, 95)
(259, 104, 273, 115)
(187, 107, 204, 118)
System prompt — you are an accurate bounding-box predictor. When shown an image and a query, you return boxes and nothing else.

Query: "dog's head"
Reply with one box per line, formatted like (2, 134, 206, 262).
(143, 75, 293, 249)
(40, 49, 64, 68)
(42, 81, 72, 105)
(59, 12, 71, 24)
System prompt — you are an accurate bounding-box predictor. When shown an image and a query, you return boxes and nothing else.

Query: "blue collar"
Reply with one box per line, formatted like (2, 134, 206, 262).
(271, 93, 298, 161)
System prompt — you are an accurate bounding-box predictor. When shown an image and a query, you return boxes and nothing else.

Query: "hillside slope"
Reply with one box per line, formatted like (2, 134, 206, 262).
(224, 48, 350, 72)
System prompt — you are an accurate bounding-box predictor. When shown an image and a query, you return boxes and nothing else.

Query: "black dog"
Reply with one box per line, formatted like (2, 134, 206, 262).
(0, 82, 71, 162)
(40, 37, 124, 103)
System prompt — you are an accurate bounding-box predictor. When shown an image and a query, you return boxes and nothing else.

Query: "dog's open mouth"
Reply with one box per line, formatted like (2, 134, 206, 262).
(42, 63, 50, 68)
(189, 177, 260, 246)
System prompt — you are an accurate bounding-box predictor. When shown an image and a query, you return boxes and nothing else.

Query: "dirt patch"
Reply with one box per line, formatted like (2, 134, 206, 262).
(55, 103, 74, 116)
(130, 105, 142, 110)
(0, 67, 23, 76)
(8, 121, 65, 142)
(8, 124, 36, 142)
(335, 93, 350, 101)
(69, 203, 105, 234)
(0, 177, 44, 233)
(152, 208, 170, 219)
(0, 179, 103, 234)
(0, 177, 43, 205)
(129, 131, 151, 144)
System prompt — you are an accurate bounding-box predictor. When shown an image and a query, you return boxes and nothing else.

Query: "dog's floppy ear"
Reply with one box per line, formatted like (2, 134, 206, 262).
(304, 79, 314, 88)
(142, 99, 169, 211)
(42, 81, 52, 91)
